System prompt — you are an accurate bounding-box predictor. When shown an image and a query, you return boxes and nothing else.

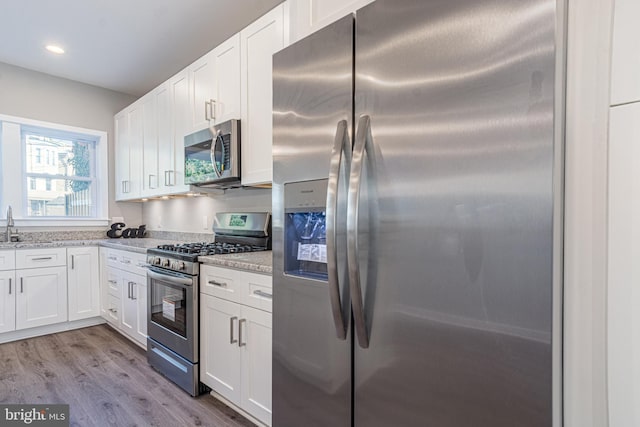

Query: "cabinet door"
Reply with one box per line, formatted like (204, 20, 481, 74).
(213, 34, 241, 124)
(171, 70, 192, 192)
(610, 0, 640, 105)
(241, 3, 288, 186)
(200, 294, 242, 404)
(67, 247, 100, 321)
(156, 82, 174, 194)
(142, 93, 159, 196)
(121, 274, 136, 336)
(289, 0, 374, 43)
(241, 305, 273, 426)
(15, 266, 67, 330)
(114, 112, 129, 200)
(0, 271, 16, 333)
(133, 277, 147, 345)
(127, 105, 144, 198)
(121, 272, 147, 346)
(189, 52, 217, 132)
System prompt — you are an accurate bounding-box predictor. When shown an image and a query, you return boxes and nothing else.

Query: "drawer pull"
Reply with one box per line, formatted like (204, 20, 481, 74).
(32, 257, 53, 261)
(109, 308, 118, 314)
(238, 319, 246, 347)
(108, 256, 118, 261)
(122, 260, 131, 264)
(108, 280, 118, 285)
(208, 280, 227, 288)
(230, 316, 238, 344)
(253, 290, 272, 299)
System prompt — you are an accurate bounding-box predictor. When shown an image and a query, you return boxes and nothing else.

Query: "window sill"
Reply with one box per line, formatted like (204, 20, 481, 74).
(0, 218, 110, 228)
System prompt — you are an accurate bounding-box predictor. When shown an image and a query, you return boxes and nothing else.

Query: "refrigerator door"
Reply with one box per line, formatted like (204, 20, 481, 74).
(353, 0, 557, 426)
(272, 15, 353, 427)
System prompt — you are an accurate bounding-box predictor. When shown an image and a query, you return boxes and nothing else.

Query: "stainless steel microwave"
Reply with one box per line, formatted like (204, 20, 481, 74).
(184, 119, 240, 188)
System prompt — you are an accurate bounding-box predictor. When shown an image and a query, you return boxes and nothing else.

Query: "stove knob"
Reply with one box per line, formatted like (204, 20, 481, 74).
(162, 259, 170, 267)
(177, 261, 186, 271)
(154, 257, 161, 265)
(147, 256, 154, 264)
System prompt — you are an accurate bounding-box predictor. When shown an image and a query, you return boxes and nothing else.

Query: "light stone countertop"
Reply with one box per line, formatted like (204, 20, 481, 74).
(0, 238, 177, 255)
(0, 238, 272, 274)
(198, 251, 272, 274)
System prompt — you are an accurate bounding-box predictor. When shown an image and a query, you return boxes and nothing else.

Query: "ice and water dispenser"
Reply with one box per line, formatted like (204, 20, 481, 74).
(284, 179, 328, 281)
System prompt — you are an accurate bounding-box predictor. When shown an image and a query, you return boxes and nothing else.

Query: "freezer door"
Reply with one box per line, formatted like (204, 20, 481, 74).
(353, 0, 557, 426)
(272, 15, 354, 427)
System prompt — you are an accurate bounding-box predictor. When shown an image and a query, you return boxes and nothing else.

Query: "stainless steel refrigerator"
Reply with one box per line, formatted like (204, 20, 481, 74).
(272, 0, 563, 426)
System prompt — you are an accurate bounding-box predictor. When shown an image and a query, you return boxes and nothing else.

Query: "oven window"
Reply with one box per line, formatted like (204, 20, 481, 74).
(150, 278, 188, 337)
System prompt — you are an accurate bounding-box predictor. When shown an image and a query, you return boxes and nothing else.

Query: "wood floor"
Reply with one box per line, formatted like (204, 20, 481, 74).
(0, 324, 255, 427)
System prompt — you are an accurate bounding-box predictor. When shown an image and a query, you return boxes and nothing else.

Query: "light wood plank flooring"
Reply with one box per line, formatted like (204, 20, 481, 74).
(0, 324, 255, 427)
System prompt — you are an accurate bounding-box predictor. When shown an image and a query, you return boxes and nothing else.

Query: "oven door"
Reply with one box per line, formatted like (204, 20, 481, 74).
(147, 266, 198, 362)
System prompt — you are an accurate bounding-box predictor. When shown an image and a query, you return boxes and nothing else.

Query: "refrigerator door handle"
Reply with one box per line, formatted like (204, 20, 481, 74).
(347, 115, 372, 349)
(326, 119, 351, 341)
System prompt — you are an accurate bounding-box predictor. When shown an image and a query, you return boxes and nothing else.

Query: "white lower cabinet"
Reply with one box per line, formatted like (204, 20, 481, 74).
(67, 247, 100, 321)
(100, 248, 147, 348)
(15, 266, 67, 330)
(0, 270, 16, 333)
(200, 265, 273, 426)
(120, 271, 147, 346)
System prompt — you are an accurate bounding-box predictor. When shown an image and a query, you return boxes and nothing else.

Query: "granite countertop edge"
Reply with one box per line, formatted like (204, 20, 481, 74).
(198, 252, 272, 274)
(0, 239, 273, 274)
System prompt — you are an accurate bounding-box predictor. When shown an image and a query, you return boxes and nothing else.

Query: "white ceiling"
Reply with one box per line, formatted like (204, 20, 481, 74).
(0, 0, 283, 97)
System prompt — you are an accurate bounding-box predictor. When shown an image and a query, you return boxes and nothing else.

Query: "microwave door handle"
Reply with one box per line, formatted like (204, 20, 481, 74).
(210, 132, 224, 178)
(326, 120, 351, 341)
(348, 115, 372, 349)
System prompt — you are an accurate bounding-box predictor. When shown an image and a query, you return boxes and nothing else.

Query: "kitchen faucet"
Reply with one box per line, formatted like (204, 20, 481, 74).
(5, 205, 18, 242)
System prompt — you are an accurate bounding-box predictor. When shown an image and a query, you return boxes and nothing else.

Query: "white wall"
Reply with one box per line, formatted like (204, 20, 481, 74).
(142, 188, 271, 233)
(607, 0, 640, 426)
(0, 61, 141, 227)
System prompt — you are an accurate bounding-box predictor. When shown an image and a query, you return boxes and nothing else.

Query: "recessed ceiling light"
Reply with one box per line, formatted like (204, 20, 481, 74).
(45, 45, 65, 54)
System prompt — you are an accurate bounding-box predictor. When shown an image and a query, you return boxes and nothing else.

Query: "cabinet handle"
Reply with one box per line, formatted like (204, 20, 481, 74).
(71, 255, 75, 269)
(164, 170, 176, 186)
(238, 319, 246, 347)
(148, 174, 157, 189)
(32, 257, 53, 261)
(8, 278, 11, 295)
(208, 280, 227, 288)
(204, 101, 209, 121)
(131, 282, 137, 300)
(253, 290, 272, 299)
(122, 259, 131, 264)
(108, 279, 118, 285)
(108, 256, 118, 261)
(230, 316, 238, 344)
(20, 277, 23, 293)
(209, 99, 216, 122)
(109, 308, 118, 314)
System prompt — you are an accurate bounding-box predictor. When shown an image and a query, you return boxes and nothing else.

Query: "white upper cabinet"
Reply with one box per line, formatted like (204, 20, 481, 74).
(142, 92, 159, 197)
(289, 0, 374, 43)
(241, 3, 289, 186)
(114, 104, 143, 201)
(214, 34, 242, 124)
(170, 70, 191, 193)
(610, 0, 640, 105)
(188, 34, 241, 133)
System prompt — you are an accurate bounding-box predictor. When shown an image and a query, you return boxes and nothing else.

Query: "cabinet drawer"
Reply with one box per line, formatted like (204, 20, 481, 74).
(243, 272, 272, 313)
(106, 294, 120, 325)
(16, 248, 66, 269)
(201, 264, 241, 302)
(0, 250, 16, 271)
(106, 270, 120, 297)
(106, 249, 148, 276)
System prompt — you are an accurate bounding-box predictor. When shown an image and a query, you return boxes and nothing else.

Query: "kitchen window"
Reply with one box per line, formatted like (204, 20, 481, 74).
(0, 115, 109, 226)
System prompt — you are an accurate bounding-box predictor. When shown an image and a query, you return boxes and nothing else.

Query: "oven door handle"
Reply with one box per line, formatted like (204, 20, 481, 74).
(147, 268, 194, 287)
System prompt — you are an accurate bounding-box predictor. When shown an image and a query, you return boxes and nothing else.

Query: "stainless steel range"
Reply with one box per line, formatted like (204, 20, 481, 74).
(146, 212, 271, 396)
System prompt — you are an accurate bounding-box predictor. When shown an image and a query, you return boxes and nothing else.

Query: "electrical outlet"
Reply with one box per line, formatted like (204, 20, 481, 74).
(203, 215, 208, 230)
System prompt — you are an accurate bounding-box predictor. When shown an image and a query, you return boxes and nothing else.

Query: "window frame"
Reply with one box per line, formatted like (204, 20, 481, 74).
(0, 114, 109, 227)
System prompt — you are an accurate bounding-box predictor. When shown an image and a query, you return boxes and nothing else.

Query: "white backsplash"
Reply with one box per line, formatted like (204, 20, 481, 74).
(141, 187, 272, 234)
